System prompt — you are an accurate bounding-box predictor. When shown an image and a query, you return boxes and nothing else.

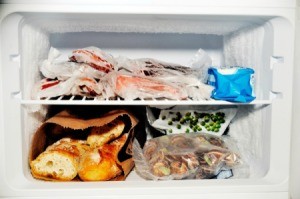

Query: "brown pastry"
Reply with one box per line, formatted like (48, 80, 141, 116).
(78, 134, 127, 181)
(87, 119, 125, 148)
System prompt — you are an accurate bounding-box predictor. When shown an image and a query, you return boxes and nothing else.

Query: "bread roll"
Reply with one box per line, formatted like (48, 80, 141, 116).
(78, 134, 127, 181)
(30, 138, 89, 181)
(87, 119, 125, 148)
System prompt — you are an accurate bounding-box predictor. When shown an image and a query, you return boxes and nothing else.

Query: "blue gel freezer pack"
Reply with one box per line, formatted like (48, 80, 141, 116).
(207, 67, 255, 103)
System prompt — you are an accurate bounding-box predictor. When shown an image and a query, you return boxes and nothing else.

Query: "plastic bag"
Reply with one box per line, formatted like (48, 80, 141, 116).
(32, 77, 104, 99)
(189, 49, 212, 83)
(207, 67, 255, 103)
(150, 107, 237, 136)
(40, 47, 109, 80)
(116, 57, 214, 101)
(116, 57, 195, 77)
(107, 72, 188, 100)
(133, 133, 241, 180)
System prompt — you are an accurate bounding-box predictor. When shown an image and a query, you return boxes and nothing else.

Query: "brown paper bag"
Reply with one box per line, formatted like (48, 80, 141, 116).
(29, 109, 138, 181)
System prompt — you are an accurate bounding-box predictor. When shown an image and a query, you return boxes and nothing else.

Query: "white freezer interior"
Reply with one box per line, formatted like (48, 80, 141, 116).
(0, 12, 294, 197)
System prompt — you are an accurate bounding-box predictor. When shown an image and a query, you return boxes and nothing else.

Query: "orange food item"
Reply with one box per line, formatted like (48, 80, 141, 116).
(78, 134, 127, 181)
(115, 74, 187, 100)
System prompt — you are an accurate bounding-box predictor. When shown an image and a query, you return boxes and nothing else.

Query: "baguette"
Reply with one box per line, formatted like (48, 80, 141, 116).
(87, 119, 125, 148)
(30, 138, 89, 181)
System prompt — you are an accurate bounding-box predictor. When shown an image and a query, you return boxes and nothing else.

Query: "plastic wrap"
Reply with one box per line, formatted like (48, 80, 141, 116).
(35, 47, 214, 100)
(40, 47, 108, 80)
(189, 49, 212, 83)
(116, 57, 194, 77)
(133, 133, 241, 180)
(32, 77, 103, 99)
(116, 56, 214, 101)
(69, 46, 116, 73)
(107, 72, 188, 100)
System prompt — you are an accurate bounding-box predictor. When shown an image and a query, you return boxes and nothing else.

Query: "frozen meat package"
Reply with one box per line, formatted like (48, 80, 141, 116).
(32, 46, 214, 101)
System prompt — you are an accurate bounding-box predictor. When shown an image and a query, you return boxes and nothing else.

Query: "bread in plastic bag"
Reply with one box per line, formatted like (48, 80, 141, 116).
(133, 133, 241, 180)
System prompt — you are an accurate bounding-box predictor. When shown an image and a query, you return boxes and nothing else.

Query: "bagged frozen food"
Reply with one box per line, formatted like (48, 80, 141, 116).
(207, 67, 256, 103)
(69, 46, 116, 74)
(35, 47, 214, 101)
(32, 77, 104, 99)
(41, 47, 109, 80)
(150, 107, 237, 136)
(108, 72, 188, 100)
(29, 109, 139, 181)
(116, 57, 214, 100)
(133, 133, 241, 180)
(116, 57, 195, 77)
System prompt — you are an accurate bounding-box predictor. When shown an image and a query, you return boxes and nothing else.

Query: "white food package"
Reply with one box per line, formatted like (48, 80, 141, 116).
(151, 107, 238, 136)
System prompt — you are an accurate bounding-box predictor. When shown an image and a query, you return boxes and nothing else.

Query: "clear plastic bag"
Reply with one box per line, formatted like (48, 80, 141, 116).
(189, 49, 212, 83)
(133, 133, 241, 180)
(116, 57, 214, 101)
(32, 77, 104, 99)
(107, 71, 188, 100)
(40, 47, 110, 80)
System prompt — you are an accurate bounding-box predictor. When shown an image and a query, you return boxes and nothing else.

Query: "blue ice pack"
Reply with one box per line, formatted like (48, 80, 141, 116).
(207, 67, 255, 103)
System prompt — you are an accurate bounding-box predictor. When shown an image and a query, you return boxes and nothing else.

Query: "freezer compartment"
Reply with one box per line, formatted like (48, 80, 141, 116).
(0, 11, 293, 197)
(1, 13, 291, 103)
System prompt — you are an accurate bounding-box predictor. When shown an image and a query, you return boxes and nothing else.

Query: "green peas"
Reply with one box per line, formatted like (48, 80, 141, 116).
(201, 121, 206, 126)
(168, 121, 173, 125)
(199, 113, 205, 118)
(185, 112, 191, 117)
(185, 128, 190, 133)
(180, 118, 186, 124)
(176, 124, 181, 129)
(168, 129, 173, 133)
(204, 116, 210, 122)
(192, 126, 198, 132)
(162, 115, 166, 120)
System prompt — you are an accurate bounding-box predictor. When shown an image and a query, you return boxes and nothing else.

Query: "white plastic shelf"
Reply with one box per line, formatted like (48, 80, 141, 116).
(18, 95, 272, 106)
